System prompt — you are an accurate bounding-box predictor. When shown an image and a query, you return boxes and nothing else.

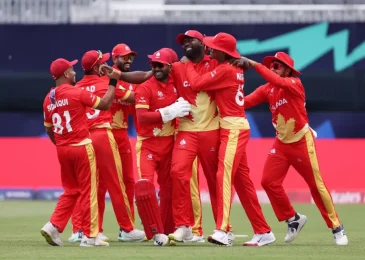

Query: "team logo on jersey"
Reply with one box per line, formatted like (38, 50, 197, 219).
(210, 70, 217, 78)
(271, 98, 288, 111)
(157, 91, 164, 100)
(138, 97, 146, 103)
(118, 85, 126, 91)
(269, 148, 276, 155)
(49, 89, 56, 105)
(205, 62, 210, 68)
(179, 139, 187, 148)
(147, 154, 153, 160)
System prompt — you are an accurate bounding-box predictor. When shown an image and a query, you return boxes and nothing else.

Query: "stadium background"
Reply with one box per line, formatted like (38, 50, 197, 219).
(1, 0, 365, 204)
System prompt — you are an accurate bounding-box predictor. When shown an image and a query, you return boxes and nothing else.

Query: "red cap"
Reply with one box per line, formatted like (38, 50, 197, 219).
(263, 52, 301, 76)
(112, 43, 137, 58)
(50, 58, 78, 80)
(81, 50, 110, 71)
(160, 48, 179, 63)
(176, 30, 204, 45)
(203, 32, 241, 59)
(147, 49, 173, 65)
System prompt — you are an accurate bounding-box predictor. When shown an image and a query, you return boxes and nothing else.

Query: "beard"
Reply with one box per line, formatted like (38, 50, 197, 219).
(183, 46, 204, 60)
(117, 62, 131, 72)
(154, 70, 169, 82)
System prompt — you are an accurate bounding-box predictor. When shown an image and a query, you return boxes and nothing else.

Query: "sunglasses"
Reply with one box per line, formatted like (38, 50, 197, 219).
(120, 54, 135, 62)
(90, 50, 103, 68)
(151, 62, 169, 69)
(270, 62, 286, 70)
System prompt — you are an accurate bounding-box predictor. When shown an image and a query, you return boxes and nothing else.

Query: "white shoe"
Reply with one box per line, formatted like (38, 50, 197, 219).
(97, 232, 109, 242)
(243, 232, 276, 246)
(168, 226, 193, 242)
(285, 213, 307, 243)
(40, 221, 63, 246)
(68, 230, 83, 243)
(227, 231, 234, 246)
(118, 229, 146, 242)
(208, 230, 229, 246)
(183, 235, 205, 243)
(153, 234, 170, 246)
(80, 235, 110, 247)
(333, 225, 348, 246)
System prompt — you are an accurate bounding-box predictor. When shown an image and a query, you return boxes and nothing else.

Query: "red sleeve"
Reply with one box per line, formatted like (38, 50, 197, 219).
(135, 83, 151, 109)
(244, 85, 267, 109)
(186, 63, 235, 91)
(43, 95, 52, 127)
(115, 83, 132, 100)
(255, 63, 304, 96)
(79, 89, 100, 108)
(136, 108, 163, 124)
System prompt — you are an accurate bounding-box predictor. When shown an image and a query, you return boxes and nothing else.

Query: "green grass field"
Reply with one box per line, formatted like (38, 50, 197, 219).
(0, 201, 361, 259)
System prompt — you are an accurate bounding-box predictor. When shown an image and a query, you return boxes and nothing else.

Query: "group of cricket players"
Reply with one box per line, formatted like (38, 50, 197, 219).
(39, 29, 349, 248)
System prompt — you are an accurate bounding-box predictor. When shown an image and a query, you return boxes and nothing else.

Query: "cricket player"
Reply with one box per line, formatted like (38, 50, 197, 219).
(134, 49, 191, 246)
(242, 52, 348, 246)
(185, 32, 275, 246)
(40, 58, 116, 247)
(168, 30, 220, 243)
(73, 50, 145, 242)
(95, 43, 138, 241)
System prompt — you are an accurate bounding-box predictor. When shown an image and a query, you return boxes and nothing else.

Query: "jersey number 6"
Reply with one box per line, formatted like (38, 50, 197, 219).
(235, 84, 244, 106)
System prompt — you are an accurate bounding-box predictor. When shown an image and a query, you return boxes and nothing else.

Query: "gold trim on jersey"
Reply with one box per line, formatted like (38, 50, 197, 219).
(136, 104, 149, 109)
(85, 143, 98, 237)
(112, 110, 128, 129)
(92, 97, 101, 109)
(121, 90, 132, 101)
(69, 138, 92, 146)
(273, 113, 309, 144)
(190, 157, 202, 236)
(90, 123, 112, 130)
(220, 116, 250, 130)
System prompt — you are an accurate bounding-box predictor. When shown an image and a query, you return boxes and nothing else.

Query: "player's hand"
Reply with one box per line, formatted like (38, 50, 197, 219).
(230, 57, 251, 70)
(99, 64, 121, 79)
(158, 99, 192, 123)
(180, 56, 191, 64)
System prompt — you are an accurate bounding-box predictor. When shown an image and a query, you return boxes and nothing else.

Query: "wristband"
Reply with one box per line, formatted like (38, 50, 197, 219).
(109, 78, 117, 87)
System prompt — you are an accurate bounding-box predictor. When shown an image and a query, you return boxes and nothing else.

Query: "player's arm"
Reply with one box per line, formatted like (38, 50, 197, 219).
(100, 64, 152, 84)
(135, 85, 162, 124)
(244, 85, 267, 109)
(45, 126, 56, 145)
(249, 61, 303, 95)
(186, 63, 233, 91)
(80, 79, 117, 110)
(115, 86, 135, 104)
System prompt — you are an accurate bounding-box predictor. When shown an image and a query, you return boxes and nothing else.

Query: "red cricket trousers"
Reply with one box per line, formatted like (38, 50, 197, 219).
(71, 128, 135, 232)
(136, 136, 175, 234)
(216, 129, 271, 234)
(50, 143, 98, 238)
(261, 131, 341, 228)
(171, 130, 220, 229)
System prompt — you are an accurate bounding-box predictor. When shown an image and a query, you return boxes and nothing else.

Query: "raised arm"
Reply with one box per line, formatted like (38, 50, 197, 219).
(244, 85, 267, 109)
(186, 63, 235, 92)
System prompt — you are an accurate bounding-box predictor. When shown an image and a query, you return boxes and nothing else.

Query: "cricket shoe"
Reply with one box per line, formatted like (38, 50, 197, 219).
(168, 226, 193, 242)
(68, 230, 83, 243)
(153, 234, 170, 246)
(285, 213, 307, 243)
(80, 235, 109, 247)
(208, 230, 230, 246)
(40, 221, 64, 246)
(333, 225, 348, 246)
(243, 232, 276, 247)
(118, 229, 146, 242)
(97, 232, 110, 242)
(183, 235, 205, 243)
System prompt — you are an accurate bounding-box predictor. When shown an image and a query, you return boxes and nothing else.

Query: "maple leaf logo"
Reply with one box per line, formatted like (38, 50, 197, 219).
(111, 110, 127, 129)
(274, 113, 296, 142)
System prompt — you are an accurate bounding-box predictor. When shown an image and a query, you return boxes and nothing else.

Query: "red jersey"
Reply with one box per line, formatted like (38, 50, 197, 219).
(135, 77, 177, 138)
(171, 55, 219, 132)
(43, 84, 100, 146)
(110, 79, 135, 129)
(186, 62, 249, 130)
(75, 75, 127, 129)
(244, 63, 309, 143)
